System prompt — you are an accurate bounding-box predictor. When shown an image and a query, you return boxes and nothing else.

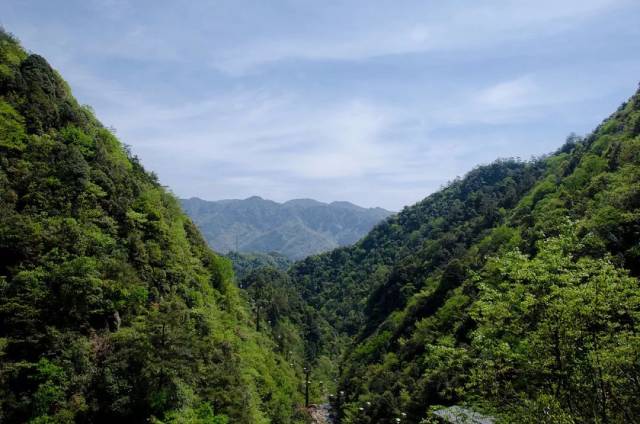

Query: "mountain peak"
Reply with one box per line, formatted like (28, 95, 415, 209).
(329, 200, 361, 210)
(283, 198, 325, 208)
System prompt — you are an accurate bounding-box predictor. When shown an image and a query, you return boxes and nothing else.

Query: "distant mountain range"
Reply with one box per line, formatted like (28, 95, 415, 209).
(181, 196, 393, 259)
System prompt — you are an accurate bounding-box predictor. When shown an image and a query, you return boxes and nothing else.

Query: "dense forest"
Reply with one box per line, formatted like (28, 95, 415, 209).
(290, 86, 640, 422)
(2, 26, 640, 424)
(0, 30, 320, 424)
(225, 251, 291, 281)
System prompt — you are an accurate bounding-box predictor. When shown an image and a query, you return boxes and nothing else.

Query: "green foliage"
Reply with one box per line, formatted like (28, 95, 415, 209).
(0, 30, 306, 423)
(291, 86, 640, 423)
(290, 159, 545, 336)
(471, 228, 640, 422)
(227, 251, 292, 280)
(0, 99, 25, 149)
(239, 266, 339, 403)
(154, 402, 228, 424)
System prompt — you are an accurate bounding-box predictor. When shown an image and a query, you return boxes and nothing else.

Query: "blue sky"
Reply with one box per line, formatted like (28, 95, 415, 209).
(3, 0, 640, 210)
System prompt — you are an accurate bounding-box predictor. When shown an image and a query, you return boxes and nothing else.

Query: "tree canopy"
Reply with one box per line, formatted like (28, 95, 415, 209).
(0, 29, 310, 424)
(290, 84, 640, 423)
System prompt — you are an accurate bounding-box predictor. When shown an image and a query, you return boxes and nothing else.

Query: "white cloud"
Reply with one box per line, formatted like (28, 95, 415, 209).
(476, 76, 538, 109)
(210, 0, 626, 73)
(127, 95, 406, 181)
(61, 58, 634, 209)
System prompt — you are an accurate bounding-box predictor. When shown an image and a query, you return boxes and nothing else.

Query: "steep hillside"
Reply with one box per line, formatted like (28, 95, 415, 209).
(290, 160, 546, 335)
(236, 266, 342, 402)
(0, 30, 309, 424)
(181, 196, 392, 259)
(291, 87, 640, 423)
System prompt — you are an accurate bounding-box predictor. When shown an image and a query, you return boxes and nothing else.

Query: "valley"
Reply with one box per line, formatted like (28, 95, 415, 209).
(2, 25, 640, 424)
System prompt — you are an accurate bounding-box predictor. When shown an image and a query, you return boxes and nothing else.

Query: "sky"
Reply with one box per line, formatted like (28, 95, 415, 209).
(3, 0, 640, 210)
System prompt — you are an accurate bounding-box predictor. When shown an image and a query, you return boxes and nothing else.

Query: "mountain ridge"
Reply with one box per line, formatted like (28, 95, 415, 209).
(181, 196, 393, 259)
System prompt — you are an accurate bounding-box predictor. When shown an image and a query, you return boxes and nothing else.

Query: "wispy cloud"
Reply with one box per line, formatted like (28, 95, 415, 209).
(3, 0, 639, 209)
(210, 0, 627, 73)
(476, 76, 538, 110)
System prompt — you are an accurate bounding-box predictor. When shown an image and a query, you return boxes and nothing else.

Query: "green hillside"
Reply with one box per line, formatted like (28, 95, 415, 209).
(0, 30, 311, 424)
(225, 251, 292, 281)
(290, 87, 640, 423)
(290, 159, 545, 335)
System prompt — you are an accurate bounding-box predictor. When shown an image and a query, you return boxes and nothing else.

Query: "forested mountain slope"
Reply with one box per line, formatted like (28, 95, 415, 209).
(181, 196, 392, 260)
(290, 160, 546, 335)
(291, 87, 640, 423)
(0, 30, 310, 424)
(226, 251, 292, 280)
